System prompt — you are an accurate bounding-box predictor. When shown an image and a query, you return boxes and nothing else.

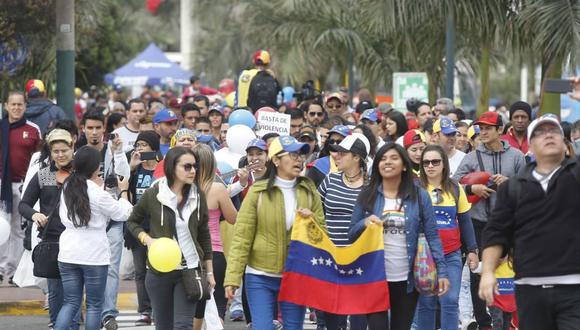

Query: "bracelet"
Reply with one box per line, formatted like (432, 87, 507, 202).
(206, 272, 213, 276)
(117, 190, 128, 199)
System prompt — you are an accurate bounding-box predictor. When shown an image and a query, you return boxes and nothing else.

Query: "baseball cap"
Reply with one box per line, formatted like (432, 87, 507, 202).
(253, 50, 271, 66)
(46, 128, 72, 145)
(330, 133, 370, 159)
(403, 129, 427, 149)
(299, 130, 317, 141)
(246, 138, 268, 152)
(208, 104, 224, 115)
(268, 136, 310, 158)
(328, 125, 351, 137)
(475, 111, 503, 127)
(356, 101, 374, 114)
(433, 116, 457, 135)
(153, 108, 178, 124)
(527, 114, 563, 142)
(325, 92, 344, 104)
(361, 109, 379, 123)
(467, 125, 480, 140)
(26, 79, 45, 95)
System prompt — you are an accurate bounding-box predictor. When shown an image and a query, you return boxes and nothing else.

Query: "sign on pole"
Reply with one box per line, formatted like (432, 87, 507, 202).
(255, 111, 291, 137)
(393, 72, 429, 112)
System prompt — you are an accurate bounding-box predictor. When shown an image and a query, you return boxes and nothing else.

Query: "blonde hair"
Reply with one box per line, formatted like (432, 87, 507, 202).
(191, 144, 216, 195)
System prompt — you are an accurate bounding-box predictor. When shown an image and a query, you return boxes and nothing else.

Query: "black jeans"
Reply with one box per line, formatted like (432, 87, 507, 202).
(367, 281, 418, 330)
(131, 244, 151, 315)
(145, 269, 197, 330)
(470, 219, 492, 327)
(194, 252, 227, 319)
(516, 284, 580, 330)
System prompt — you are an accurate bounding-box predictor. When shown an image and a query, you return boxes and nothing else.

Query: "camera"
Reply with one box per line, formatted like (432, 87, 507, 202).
(104, 173, 118, 189)
(294, 80, 320, 103)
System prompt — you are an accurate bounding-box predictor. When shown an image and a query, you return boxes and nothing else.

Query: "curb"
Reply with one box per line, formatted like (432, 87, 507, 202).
(0, 293, 138, 316)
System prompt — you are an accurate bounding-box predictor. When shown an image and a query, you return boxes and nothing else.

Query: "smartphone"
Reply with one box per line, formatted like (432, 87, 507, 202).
(108, 133, 117, 140)
(140, 151, 157, 161)
(544, 79, 574, 93)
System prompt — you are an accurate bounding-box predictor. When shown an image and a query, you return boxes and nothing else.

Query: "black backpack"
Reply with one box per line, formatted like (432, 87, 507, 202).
(248, 71, 279, 112)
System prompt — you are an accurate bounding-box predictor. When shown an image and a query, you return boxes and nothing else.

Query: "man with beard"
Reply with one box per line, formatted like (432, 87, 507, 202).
(501, 101, 532, 154)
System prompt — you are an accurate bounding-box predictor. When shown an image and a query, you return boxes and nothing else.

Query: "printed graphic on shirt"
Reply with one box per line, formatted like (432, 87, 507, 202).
(427, 184, 471, 254)
(381, 198, 408, 281)
(135, 170, 154, 202)
(381, 210, 405, 235)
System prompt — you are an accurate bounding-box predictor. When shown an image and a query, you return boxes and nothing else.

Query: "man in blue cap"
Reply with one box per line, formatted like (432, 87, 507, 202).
(433, 116, 465, 176)
(153, 108, 178, 156)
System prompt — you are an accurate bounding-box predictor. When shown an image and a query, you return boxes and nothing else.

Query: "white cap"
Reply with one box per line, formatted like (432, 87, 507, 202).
(330, 133, 371, 159)
(527, 114, 563, 142)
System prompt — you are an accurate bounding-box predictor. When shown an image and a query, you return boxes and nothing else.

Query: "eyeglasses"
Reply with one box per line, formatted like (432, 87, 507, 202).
(328, 139, 343, 145)
(422, 159, 442, 167)
(532, 127, 561, 138)
(327, 105, 343, 110)
(220, 130, 228, 134)
(308, 112, 324, 117)
(277, 152, 305, 160)
(182, 163, 199, 172)
(431, 188, 443, 204)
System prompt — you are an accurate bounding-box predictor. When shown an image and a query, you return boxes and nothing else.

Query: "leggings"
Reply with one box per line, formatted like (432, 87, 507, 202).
(195, 252, 227, 319)
(367, 281, 419, 330)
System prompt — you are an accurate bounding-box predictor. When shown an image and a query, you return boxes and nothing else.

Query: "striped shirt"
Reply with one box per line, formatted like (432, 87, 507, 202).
(318, 172, 363, 247)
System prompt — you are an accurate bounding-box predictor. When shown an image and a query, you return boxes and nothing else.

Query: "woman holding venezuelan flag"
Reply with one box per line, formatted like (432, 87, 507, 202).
(349, 143, 449, 330)
(224, 136, 326, 330)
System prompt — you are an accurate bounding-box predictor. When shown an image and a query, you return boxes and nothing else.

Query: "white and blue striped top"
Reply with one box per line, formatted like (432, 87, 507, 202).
(318, 172, 364, 247)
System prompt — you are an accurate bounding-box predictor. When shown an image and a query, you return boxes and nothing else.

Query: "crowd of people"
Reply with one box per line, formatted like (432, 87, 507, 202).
(1, 51, 580, 330)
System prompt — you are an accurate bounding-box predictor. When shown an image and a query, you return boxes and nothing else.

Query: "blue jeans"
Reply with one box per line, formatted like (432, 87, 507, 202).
(47, 278, 80, 329)
(54, 262, 108, 330)
(416, 250, 462, 330)
(102, 221, 123, 321)
(245, 273, 305, 330)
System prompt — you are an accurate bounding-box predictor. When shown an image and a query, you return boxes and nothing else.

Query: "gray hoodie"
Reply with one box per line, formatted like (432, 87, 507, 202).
(452, 140, 525, 222)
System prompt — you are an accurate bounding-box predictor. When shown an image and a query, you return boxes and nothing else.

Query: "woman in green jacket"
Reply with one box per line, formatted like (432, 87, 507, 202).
(224, 136, 326, 330)
(127, 147, 214, 330)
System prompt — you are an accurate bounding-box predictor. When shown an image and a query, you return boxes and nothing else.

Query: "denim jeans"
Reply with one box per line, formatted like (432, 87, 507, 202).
(101, 220, 123, 321)
(54, 262, 108, 330)
(131, 244, 151, 315)
(416, 249, 462, 330)
(145, 269, 197, 330)
(515, 284, 580, 330)
(47, 278, 80, 329)
(245, 273, 305, 330)
(489, 306, 512, 330)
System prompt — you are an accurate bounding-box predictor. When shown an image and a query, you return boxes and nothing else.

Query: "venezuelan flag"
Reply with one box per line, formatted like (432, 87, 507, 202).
(278, 216, 389, 314)
(493, 261, 517, 313)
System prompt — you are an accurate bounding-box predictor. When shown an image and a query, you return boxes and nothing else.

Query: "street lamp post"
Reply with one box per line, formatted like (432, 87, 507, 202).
(56, 0, 75, 118)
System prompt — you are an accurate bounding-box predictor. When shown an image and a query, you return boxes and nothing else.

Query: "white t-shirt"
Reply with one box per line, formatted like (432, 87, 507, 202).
(58, 180, 133, 265)
(448, 149, 466, 177)
(381, 198, 408, 281)
(113, 125, 140, 153)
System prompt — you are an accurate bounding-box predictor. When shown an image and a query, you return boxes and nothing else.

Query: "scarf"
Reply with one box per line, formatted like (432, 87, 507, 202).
(0, 117, 27, 213)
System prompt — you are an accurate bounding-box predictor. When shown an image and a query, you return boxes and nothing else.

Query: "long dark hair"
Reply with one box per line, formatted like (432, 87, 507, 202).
(384, 111, 408, 141)
(164, 147, 196, 213)
(358, 143, 416, 213)
(63, 146, 101, 227)
(419, 145, 457, 200)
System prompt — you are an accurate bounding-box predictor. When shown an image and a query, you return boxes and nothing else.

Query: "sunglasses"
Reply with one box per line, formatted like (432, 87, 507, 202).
(308, 112, 324, 117)
(422, 159, 442, 167)
(431, 188, 443, 204)
(327, 105, 343, 110)
(328, 139, 343, 145)
(182, 163, 199, 172)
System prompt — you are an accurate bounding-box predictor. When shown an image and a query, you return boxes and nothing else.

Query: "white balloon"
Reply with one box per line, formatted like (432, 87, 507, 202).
(226, 125, 256, 155)
(0, 216, 10, 246)
(215, 148, 243, 170)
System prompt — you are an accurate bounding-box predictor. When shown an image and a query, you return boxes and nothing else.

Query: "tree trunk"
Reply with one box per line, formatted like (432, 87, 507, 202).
(477, 44, 491, 117)
(539, 57, 562, 117)
(427, 70, 437, 104)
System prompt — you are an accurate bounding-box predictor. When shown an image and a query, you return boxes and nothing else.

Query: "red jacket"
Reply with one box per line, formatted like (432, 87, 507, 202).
(0, 121, 41, 181)
(501, 127, 528, 154)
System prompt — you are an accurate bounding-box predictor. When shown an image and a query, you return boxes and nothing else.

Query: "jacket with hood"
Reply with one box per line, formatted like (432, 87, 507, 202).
(25, 98, 68, 135)
(127, 178, 213, 266)
(452, 140, 525, 222)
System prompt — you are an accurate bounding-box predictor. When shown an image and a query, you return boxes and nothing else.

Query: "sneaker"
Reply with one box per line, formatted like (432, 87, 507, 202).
(230, 310, 245, 322)
(7, 276, 16, 286)
(43, 294, 49, 310)
(134, 314, 152, 326)
(246, 323, 252, 330)
(273, 320, 283, 330)
(103, 316, 118, 330)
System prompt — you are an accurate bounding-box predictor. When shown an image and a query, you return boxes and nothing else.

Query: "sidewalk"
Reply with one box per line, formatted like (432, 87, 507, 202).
(0, 279, 138, 316)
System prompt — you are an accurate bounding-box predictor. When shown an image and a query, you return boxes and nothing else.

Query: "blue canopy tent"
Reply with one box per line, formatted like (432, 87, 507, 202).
(105, 43, 192, 87)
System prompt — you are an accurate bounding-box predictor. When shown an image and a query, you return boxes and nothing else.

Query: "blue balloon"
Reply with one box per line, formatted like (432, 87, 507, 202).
(228, 109, 256, 129)
(282, 86, 295, 103)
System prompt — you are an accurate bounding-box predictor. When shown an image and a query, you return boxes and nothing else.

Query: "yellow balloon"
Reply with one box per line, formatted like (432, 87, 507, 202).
(148, 237, 182, 272)
(225, 92, 236, 108)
